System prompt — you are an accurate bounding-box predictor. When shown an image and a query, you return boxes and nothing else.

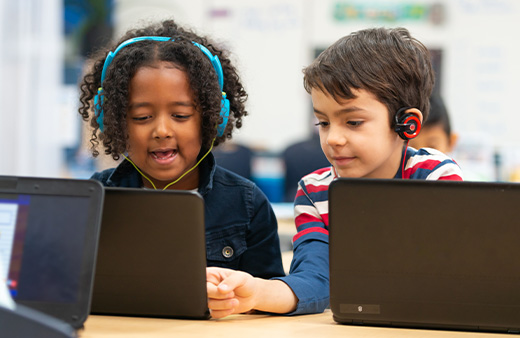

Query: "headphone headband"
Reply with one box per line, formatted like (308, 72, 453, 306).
(95, 36, 230, 136)
(99, 36, 225, 90)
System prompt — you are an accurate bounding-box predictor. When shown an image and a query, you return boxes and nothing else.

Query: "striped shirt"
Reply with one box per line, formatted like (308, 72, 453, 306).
(275, 147, 463, 314)
(294, 147, 463, 244)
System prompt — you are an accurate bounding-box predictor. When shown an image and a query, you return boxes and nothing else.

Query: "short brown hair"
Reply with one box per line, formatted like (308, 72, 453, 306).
(303, 27, 434, 127)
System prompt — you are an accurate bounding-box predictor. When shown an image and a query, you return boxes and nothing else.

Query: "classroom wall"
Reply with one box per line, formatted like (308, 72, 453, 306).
(1, 0, 520, 180)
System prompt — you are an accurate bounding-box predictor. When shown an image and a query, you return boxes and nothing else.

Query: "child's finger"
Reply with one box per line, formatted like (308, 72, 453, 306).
(207, 282, 235, 299)
(217, 271, 249, 293)
(208, 298, 239, 312)
(206, 267, 231, 284)
(210, 308, 236, 319)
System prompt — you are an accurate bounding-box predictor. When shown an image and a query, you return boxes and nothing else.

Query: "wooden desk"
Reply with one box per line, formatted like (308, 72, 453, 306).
(80, 310, 507, 338)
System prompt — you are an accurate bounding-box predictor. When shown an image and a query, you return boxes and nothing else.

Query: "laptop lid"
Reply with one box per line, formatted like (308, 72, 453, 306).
(0, 175, 104, 329)
(90, 187, 209, 319)
(329, 178, 520, 333)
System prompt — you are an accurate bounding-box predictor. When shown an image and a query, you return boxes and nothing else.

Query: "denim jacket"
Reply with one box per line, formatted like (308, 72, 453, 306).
(91, 153, 284, 279)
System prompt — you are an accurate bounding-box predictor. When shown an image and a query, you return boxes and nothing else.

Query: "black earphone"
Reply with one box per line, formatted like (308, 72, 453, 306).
(394, 107, 422, 140)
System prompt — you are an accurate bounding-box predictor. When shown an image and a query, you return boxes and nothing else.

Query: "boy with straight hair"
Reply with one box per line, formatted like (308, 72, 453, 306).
(206, 27, 463, 318)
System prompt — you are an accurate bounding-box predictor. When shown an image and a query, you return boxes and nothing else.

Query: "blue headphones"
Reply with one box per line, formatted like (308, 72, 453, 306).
(94, 36, 230, 137)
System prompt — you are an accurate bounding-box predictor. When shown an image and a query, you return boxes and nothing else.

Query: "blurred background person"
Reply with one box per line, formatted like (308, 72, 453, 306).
(409, 94, 458, 154)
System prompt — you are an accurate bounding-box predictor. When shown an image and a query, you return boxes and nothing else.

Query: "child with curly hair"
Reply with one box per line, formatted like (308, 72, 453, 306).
(78, 19, 284, 280)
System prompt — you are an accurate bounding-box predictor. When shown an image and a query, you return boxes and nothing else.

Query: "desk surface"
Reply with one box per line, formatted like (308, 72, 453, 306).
(80, 310, 507, 338)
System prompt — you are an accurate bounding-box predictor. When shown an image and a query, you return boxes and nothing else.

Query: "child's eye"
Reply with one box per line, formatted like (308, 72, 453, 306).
(314, 121, 329, 127)
(172, 114, 190, 120)
(132, 116, 150, 121)
(347, 121, 363, 127)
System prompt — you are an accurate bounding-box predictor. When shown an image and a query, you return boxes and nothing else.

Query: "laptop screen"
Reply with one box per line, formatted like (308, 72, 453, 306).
(1, 193, 91, 303)
(0, 176, 104, 329)
(90, 187, 209, 319)
(328, 178, 520, 333)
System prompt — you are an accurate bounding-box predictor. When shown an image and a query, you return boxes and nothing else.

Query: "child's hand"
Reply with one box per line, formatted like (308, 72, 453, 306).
(206, 267, 258, 319)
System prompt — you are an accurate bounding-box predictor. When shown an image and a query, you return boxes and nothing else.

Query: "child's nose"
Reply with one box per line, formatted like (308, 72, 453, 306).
(153, 115, 174, 139)
(326, 125, 347, 147)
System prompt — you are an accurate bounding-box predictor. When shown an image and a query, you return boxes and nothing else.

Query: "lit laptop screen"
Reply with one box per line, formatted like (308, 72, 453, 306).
(0, 193, 90, 303)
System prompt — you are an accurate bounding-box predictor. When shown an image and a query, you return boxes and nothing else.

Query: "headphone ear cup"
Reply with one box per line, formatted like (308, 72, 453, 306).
(395, 113, 421, 140)
(216, 94, 230, 137)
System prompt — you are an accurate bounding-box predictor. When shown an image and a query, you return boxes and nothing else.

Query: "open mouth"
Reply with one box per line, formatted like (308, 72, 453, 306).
(151, 149, 176, 160)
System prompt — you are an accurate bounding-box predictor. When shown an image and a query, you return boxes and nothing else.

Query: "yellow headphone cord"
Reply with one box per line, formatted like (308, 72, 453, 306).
(122, 138, 215, 190)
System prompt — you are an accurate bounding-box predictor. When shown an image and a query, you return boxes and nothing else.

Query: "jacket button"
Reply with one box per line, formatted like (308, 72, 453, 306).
(222, 246, 234, 258)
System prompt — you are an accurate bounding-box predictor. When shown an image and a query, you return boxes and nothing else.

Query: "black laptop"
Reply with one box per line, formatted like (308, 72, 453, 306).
(0, 175, 104, 329)
(329, 178, 520, 333)
(90, 187, 209, 319)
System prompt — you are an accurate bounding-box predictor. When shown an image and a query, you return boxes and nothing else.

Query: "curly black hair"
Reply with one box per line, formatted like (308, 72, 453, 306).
(78, 19, 248, 160)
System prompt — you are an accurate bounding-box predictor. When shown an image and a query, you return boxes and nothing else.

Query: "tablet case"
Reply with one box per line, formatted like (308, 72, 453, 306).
(329, 178, 520, 333)
(0, 175, 104, 329)
(90, 187, 209, 319)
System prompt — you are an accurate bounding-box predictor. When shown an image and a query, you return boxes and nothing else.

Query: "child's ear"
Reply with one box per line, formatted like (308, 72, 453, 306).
(404, 108, 423, 123)
(447, 132, 459, 153)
